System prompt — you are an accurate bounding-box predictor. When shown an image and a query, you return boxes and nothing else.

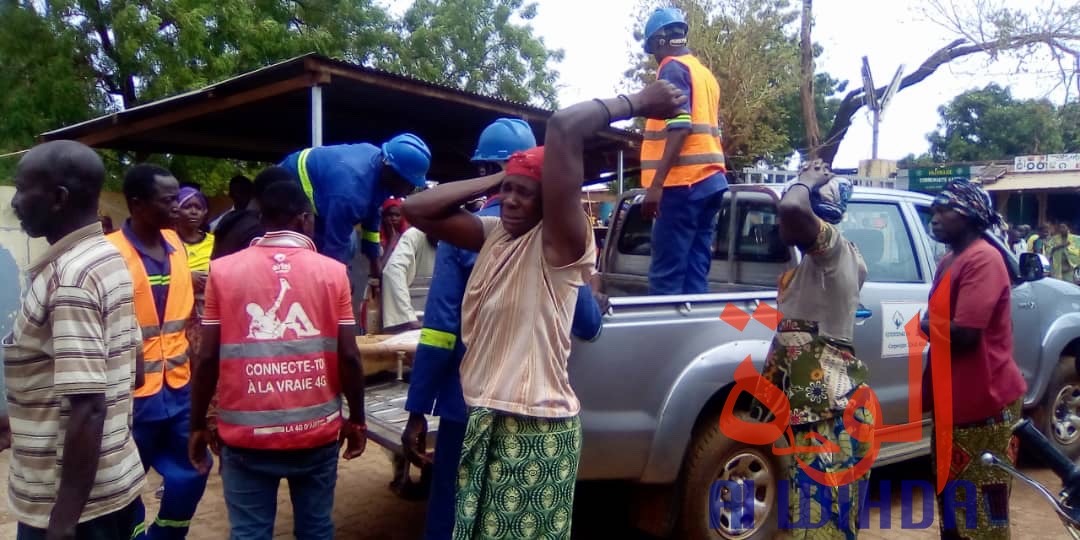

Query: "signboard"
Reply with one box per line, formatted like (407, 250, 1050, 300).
(1013, 154, 1080, 173)
(906, 165, 971, 193)
(881, 302, 928, 358)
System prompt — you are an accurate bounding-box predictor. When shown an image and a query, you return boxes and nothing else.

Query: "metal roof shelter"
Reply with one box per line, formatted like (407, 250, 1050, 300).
(39, 53, 640, 184)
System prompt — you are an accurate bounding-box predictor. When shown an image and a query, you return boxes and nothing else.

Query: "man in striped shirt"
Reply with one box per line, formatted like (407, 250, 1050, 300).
(4, 140, 146, 539)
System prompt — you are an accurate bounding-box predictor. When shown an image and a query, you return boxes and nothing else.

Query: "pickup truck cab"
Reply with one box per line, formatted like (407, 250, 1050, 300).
(365, 184, 1080, 539)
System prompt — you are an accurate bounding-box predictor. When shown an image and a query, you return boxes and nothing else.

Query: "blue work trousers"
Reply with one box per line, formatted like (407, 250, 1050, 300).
(648, 187, 725, 295)
(423, 418, 467, 540)
(221, 442, 340, 540)
(132, 413, 210, 539)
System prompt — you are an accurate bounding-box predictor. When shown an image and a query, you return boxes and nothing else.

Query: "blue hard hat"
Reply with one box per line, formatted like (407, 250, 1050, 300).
(643, 7, 688, 54)
(472, 118, 537, 162)
(382, 133, 431, 188)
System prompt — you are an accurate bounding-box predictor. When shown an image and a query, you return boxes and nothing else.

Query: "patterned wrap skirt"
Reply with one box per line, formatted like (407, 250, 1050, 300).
(453, 407, 582, 540)
(931, 399, 1021, 540)
(761, 319, 874, 539)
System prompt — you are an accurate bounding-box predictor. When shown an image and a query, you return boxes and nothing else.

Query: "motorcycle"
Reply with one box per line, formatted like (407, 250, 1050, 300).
(981, 418, 1080, 539)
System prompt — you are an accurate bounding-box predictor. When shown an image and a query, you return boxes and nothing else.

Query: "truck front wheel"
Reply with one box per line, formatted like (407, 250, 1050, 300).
(675, 413, 783, 540)
(1033, 355, 1080, 460)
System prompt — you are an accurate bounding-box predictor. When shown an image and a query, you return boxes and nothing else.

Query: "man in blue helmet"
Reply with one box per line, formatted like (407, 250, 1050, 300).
(279, 133, 432, 278)
(400, 118, 605, 540)
(639, 7, 729, 295)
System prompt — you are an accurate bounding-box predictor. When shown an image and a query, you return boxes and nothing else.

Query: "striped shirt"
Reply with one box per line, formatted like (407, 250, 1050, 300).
(459, 217, 596, 418)
(2, 222, 146, 528)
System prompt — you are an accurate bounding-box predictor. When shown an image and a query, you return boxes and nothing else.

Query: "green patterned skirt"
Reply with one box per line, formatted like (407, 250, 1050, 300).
(932, 400, 1022, 540)
(453, 407, 582, 540)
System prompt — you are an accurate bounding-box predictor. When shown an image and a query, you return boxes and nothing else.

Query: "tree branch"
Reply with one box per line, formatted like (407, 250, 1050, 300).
(818, 33, 1080, 165)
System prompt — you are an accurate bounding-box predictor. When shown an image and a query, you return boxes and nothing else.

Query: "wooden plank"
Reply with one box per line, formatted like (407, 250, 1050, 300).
(77, 71, 331, 147)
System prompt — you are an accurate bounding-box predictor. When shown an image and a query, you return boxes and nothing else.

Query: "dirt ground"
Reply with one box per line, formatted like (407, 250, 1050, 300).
(0, 448, 1073, 539)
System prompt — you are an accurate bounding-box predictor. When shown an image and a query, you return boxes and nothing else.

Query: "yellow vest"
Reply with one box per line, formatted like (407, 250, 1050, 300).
(107, 229, 194, 398)
(640, 54, 726, 188)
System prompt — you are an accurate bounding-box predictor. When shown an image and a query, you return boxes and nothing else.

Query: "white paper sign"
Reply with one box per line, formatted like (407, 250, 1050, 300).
(880, 302, 928, 358)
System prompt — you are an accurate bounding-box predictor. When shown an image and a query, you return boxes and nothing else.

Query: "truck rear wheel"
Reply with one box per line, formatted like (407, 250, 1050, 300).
(675, 412, 782, 540)
(1033, 355, 1080, 460)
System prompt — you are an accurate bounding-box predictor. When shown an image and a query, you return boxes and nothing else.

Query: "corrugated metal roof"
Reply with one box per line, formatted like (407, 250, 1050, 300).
(981, 172, 1080, 191)
(41, 53, 641, 182)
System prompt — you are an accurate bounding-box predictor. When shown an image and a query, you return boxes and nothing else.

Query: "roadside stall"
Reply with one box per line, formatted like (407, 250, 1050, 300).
(40, 52, 640, 495)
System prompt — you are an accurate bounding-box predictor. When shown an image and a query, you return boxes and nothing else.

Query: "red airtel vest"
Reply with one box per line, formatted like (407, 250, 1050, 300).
(208, 231, 354, 450)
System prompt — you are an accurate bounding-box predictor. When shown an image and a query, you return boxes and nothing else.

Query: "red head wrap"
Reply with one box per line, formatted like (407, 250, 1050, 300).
(504, 146, 544, 182)
(382, 198, 403, 211)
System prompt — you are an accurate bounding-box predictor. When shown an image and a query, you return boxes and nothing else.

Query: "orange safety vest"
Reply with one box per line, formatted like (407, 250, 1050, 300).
(640, 54, 727, 188)
(107, 229, 194, 398)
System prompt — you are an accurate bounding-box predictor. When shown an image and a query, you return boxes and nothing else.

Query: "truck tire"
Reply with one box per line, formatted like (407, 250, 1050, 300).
(675, 412, 783, 540)
(1033, 355, 1080, 460)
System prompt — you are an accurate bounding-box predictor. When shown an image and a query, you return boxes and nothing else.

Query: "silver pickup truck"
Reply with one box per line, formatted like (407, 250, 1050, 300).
(364, 184, 1080, 539)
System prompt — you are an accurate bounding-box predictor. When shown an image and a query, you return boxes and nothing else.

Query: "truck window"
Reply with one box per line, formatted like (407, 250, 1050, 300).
(616, 200, 652, 256)
(714, 195, 788, 263)
(915, 205, 949, 265)
(838, 203, 921, 282)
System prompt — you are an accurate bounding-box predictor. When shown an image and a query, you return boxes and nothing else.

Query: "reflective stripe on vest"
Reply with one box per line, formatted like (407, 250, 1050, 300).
(217, 397, 342, 427)
(297, 148, 318, 216)
(220, 336, 336, 359)
(419, 328, 456, 350)
(216, 337, 343, 449)
(106, 229, 194, 398)
(640, 54, 727, 188)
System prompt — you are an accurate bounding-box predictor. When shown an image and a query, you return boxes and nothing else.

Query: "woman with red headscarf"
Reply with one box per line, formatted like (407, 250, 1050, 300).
(402, 81, 683, 539)
(379, 198, 409, 269)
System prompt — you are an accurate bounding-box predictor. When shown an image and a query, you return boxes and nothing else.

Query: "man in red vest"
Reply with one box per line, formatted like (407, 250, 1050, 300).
(638, 7, 729, 295)
(189, 177, 367, 539)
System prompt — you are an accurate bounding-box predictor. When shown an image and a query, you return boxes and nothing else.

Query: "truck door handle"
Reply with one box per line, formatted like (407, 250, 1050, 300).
(855, 306, 873, 319)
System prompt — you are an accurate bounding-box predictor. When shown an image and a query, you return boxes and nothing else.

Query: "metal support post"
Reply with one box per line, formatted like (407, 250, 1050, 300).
(617, 149, 625, 194)
(311, 85, 323, 148)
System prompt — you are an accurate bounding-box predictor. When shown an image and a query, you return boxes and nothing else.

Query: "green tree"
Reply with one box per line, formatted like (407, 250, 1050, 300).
(1, 0, 563, 193)
(394, 0, 562, 108)
(814, 0, 1080, 165)
(927, 84, 1066, 161)
(0, 2, 106, 180)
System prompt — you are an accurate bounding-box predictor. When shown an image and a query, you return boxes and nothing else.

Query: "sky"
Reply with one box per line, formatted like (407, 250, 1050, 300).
(525, 0, 1074, 169)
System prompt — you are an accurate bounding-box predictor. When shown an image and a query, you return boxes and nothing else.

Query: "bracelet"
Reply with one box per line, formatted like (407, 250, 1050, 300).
(593, 98, 612, 125)
(617, 94, 635, 118)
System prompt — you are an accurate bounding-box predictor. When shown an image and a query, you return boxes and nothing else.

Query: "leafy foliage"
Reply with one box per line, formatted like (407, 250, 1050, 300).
(927, 84, 1077, 162)
(0, 0, 561, 193)
(395, 0, 562, 108)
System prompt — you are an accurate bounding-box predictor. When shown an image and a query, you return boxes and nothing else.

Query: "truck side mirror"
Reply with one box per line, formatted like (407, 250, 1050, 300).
(1019, 252, 1046, 281)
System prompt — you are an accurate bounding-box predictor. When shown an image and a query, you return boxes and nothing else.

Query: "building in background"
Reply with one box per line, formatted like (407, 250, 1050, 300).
(898, 155, 1080, 229)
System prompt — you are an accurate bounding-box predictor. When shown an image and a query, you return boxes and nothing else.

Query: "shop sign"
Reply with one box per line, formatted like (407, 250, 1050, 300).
(1013, 154, 1080, 173)
(906, 166, 971, 193)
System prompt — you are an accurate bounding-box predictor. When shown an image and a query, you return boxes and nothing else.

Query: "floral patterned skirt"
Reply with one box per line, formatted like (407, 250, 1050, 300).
(761, 319, 870, 425)
(761, 318, 874, 539)
(784, 412, 874, 540)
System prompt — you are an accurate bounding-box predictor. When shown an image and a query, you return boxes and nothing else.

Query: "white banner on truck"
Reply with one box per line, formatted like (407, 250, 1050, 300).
(880, 301, 928, 359)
